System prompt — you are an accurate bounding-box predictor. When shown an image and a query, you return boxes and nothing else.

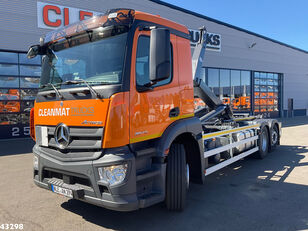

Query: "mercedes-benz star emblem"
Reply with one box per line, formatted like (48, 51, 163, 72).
(54, 123, 70, 149)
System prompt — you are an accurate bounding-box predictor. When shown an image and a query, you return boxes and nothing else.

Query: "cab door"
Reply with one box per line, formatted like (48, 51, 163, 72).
(129, 29, 180, 144)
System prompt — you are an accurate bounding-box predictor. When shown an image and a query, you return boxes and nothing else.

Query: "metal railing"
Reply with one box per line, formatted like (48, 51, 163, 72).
(203, 124, 260, 176)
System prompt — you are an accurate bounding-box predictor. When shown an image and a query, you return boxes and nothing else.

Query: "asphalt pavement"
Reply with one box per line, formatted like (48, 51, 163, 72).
(0, 117, 308, 231)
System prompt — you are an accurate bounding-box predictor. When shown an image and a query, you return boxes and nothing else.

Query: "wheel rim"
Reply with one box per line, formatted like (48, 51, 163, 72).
(272, 129, 278, 145)
(186, 164, 190, 189)
(262, 131, 267, 152)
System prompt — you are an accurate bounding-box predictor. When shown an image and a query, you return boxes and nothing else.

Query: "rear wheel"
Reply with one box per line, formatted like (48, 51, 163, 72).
(270, 124, 279, 151)
(254, 126, 269, 159)
(165, 143, 188, 211)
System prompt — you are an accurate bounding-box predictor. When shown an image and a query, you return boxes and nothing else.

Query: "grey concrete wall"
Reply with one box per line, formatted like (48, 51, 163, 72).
(0, 0, 307, 112)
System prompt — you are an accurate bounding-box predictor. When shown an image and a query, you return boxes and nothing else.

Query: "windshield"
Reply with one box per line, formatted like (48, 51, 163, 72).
(40, 30, 128, 90)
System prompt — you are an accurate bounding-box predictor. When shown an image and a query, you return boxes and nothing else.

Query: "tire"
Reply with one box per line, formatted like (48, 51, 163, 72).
(165, 143, 188, 211)
(253, 126, 269, 159)
(270, 124, 279, 151)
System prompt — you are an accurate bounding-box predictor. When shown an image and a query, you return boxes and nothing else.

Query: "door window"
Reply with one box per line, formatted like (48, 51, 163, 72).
(135, 36, 172, 88)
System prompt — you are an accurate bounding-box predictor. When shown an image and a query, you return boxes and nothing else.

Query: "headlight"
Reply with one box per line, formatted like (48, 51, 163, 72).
(98, 164, 128, 186)
(33, 155, 38, 169)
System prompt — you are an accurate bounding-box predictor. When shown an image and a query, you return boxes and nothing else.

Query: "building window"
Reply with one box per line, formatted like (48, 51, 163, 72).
(253, 71, 280, 118)
(20, 89, 38, 100)
(19, 53, 41, 65)
(0, 64, 19, 75)
(0, 77, 19, 88)
(20, 77, 40, 88)
(207, 68, 219, 95)
(0, 50, 41, 139)
(0, 89, 20, 100)
(206, 68, 251, 112)
(219, 69, 230, 97)
(0, 52, 18, 63)
(205, 68, 280, 117)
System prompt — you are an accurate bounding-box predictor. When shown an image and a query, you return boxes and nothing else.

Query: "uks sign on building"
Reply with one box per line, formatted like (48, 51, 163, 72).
(189, 29, 221, 52)
(37, 2, 102, 29)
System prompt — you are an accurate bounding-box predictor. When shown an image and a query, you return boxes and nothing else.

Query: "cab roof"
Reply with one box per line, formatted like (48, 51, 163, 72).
(43, 8, 189, 44)
(134, 10, 188, 35)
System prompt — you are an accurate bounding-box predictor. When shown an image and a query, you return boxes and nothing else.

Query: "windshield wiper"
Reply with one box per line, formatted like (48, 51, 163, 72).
(63, 80, 103, 99)
(41, 83, 64, 99)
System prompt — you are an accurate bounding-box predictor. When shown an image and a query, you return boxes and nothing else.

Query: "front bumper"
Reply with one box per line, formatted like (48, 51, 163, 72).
(33, 145, 140, 211)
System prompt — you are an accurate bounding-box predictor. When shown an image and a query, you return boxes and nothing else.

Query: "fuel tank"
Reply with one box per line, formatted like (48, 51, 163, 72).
(232, 129, 255, 154)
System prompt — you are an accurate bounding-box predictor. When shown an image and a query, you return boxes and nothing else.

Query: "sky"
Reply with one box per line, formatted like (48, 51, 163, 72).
(163, 0, 308, 51)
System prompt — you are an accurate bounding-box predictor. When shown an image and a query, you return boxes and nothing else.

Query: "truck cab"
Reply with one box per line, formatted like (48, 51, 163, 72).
(30, 9, 203, 211)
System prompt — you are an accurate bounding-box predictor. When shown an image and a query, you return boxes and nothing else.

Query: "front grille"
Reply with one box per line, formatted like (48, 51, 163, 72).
(41, 126, 103, 151)
(35, 126, 104, 161)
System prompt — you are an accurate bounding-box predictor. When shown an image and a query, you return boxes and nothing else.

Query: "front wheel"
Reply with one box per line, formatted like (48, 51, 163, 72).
(165, 143, 188, 211)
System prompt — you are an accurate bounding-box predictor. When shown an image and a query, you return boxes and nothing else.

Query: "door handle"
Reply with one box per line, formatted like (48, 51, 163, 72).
(169, 107, 180, 118)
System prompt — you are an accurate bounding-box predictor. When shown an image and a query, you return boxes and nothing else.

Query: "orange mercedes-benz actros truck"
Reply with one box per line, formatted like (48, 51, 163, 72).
(28, 9, 281, 211)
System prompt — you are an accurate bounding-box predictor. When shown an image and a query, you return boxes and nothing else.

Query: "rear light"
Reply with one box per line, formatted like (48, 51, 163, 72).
(30, 108, 35, 141)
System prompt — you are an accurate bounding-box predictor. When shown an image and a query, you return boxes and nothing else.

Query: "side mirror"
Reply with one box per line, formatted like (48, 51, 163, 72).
(27, 45, 41, 59)
(149, 28, 171, 83)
